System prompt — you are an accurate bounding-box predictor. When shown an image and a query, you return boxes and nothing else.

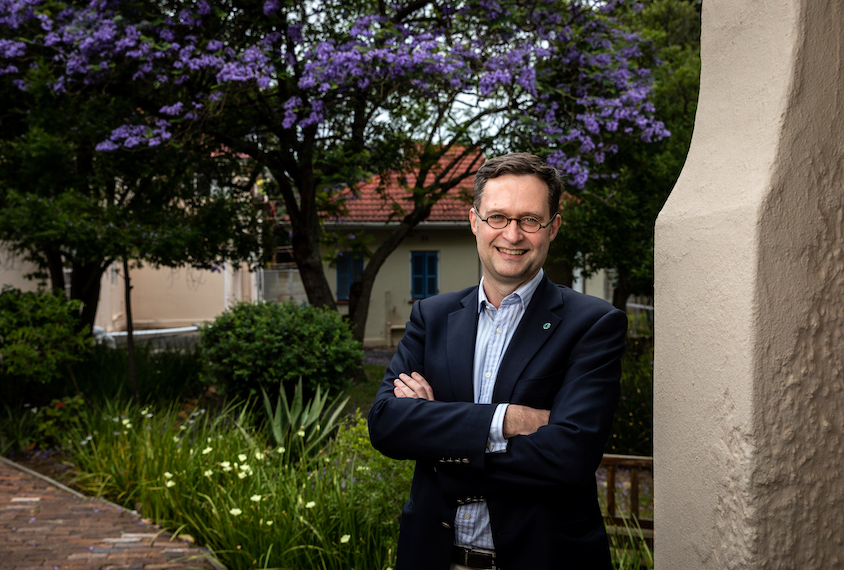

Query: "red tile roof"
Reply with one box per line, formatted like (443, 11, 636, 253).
(329, 149, 479, 223)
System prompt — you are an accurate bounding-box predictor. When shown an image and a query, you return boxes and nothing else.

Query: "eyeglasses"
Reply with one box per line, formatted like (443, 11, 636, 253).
(476, 212, 558, 233)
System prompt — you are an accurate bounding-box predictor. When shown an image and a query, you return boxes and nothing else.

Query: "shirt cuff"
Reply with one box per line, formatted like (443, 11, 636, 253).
(486, 403, 509, 453)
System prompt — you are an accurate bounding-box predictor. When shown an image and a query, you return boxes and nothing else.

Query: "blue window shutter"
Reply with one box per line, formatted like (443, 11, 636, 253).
(411, 251, 438, 299)
(337, 253, 364, 301)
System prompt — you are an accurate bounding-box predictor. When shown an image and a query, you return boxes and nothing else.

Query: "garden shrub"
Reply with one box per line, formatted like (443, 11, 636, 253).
(199, 301, 363, 401)
(605, 336, 654, 456)
(0, 286, 90, 387)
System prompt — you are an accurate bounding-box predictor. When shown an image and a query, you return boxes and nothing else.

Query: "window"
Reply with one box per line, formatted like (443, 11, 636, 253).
(411, 251, 438, 299)
(336, 253, 364, 301)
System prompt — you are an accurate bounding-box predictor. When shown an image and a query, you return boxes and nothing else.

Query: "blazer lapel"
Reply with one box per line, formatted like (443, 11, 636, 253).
(446, 287, 479, 403)
(492, 277, 564, 402)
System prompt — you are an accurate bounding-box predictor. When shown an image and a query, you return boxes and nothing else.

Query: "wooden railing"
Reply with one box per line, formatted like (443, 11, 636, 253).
(600, 454, 654, 545)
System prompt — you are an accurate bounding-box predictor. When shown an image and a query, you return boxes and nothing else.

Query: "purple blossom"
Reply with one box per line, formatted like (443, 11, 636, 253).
(159, 101, 184, 116)
(263, 0, 279, 15)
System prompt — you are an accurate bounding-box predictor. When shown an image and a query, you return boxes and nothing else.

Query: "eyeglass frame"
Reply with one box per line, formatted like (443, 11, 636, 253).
(474, 211, 559, 233)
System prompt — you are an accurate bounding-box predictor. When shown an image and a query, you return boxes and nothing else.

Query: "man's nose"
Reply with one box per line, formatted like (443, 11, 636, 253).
(502, 218, 523, 242)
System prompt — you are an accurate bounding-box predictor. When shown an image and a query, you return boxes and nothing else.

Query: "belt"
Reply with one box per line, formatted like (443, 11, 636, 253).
(451, 545, 497, 569)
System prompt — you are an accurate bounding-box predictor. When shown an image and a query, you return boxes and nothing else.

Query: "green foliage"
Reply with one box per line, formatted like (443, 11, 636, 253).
(261, 379, 350, 462)
(329, 412, 415, 529)
(0, 341, 204, 407)
(0, 404, 41, 455)
(608, 516, 654, 570)
(57, 402, 404, 570)
(606, 337, 654, 456)
(551, 0, 701, 305)
(199, 301, 363, 400)
(0, 287, 90, 385)
(30, 395, 89, 450)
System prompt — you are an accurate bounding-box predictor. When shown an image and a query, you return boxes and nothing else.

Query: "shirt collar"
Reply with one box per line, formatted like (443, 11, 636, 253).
(477, 268, 545, 313)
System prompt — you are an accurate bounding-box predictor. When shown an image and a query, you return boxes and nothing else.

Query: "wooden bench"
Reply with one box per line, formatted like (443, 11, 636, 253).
(600, 454, 654, 547)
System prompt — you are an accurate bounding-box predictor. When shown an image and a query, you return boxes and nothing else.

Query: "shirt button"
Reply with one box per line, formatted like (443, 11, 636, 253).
(496, 327, 502, 334)
(485, 371, 491, 378)
(464, 513, 471, 520)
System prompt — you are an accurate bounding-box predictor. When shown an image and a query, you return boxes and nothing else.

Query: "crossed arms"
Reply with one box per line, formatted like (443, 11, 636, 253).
(368, 290, 628, 497)
(393, 371, 550, 438)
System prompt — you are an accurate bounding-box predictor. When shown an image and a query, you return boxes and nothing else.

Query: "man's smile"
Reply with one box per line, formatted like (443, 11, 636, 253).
(496, 247, 527, 256)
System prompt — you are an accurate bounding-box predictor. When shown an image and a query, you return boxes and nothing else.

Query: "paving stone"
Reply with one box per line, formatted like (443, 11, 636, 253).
(0, 460, 221, 570)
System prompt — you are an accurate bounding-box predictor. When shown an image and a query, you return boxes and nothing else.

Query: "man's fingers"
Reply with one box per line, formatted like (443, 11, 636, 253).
(393, 372, 435, 401)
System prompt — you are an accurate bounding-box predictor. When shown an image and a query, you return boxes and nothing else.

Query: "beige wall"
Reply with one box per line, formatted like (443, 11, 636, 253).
(655, 0, 844, 567)
(0, 245, 47, 292)
(96, 261, 257, 331)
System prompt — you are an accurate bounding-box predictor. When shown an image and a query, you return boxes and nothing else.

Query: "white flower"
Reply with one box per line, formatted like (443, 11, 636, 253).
(220, 461, 232, 472)
(229, 508, 242, 516)
(276, 446, 286, 454)
(238, 454, 248, 462)
(165, 480, 176, 488)
(266, 520, 273, 526)
(340, 534, 351, 544)
(203, 470, 213, 478)
(172, 436, 180, 443)
(305, 501, 316, 509)
(237, 472, 248, 480)
(121, 418, 131, 426)
(297, 430, 306, 438)
(202, 447, 213, 455)
(254, 451, 264, 461)
(163, 472, 174, 479)
(250, 495, 262, 502)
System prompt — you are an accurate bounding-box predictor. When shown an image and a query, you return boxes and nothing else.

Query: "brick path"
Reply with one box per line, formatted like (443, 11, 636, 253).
(0, 458, 223, 570)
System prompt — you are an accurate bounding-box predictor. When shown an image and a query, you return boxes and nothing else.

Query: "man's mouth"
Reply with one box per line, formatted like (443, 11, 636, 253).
(497, 247, 526, 256)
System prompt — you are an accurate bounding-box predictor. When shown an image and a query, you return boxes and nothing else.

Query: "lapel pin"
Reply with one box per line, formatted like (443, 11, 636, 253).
(543, 322, 551, 330)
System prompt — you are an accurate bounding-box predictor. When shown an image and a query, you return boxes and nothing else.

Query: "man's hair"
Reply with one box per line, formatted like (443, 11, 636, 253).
(473, 153, 563, 219)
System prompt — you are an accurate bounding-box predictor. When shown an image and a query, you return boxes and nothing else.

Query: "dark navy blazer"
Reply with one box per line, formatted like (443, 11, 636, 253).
(368, 276, 627, 570)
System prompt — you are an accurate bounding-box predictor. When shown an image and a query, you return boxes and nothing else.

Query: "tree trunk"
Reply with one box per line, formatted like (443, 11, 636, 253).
(69, 260, 106, 334)
(290, 226, 337, 310)
(347, 221, 416, 343)
(122, 258, 140, 401)
(611, 269, 633, 312)
(45, 248, 66, 296)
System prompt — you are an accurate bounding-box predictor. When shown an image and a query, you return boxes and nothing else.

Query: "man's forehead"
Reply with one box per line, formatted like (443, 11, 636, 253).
(480, 174, 549, 213)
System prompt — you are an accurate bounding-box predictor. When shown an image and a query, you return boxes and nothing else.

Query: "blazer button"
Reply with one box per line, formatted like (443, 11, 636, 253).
(442, 522, 452, 529)
(462, 458, 470, 464)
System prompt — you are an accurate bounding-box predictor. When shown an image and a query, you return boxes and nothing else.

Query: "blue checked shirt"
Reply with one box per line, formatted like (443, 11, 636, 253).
(454, 269, 545, 550)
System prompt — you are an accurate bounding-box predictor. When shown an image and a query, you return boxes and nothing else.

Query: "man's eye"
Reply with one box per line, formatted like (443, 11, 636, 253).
(521, 217, 540, 224)
(488, 215, 506, 222)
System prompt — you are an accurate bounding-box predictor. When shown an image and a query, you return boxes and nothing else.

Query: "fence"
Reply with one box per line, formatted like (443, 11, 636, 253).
(601, 453, 654, 546)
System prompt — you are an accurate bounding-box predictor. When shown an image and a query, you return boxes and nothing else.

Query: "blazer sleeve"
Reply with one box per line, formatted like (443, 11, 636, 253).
(435, 307, 627, 504)
(368, 295, 497, 468)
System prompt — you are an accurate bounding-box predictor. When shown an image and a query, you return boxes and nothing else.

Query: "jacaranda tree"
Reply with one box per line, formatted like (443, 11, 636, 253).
(1, 0, 668, 340)
(0, 0, 265, 333)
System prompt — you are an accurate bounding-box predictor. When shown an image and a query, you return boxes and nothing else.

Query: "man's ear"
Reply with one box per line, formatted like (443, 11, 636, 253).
(548, 212, 562, 241)
(469, 207, 478, 236)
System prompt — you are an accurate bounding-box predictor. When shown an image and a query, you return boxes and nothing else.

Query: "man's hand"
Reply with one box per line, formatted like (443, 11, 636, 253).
(393, 372, 435, 401)
(503, 404, 550, 438)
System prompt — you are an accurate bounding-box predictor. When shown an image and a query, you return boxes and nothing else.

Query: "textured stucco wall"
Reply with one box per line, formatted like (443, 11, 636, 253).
(655, 0, 844, 567)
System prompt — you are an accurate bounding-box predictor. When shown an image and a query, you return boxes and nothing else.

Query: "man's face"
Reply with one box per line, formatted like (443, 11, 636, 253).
(469, 173, 560, 298)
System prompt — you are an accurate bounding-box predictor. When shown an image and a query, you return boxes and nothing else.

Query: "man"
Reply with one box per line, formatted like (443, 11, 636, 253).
(368, 153, 627, 570)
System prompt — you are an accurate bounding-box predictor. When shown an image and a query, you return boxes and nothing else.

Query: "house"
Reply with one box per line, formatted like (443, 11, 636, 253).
(1, 157, 611, 346)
